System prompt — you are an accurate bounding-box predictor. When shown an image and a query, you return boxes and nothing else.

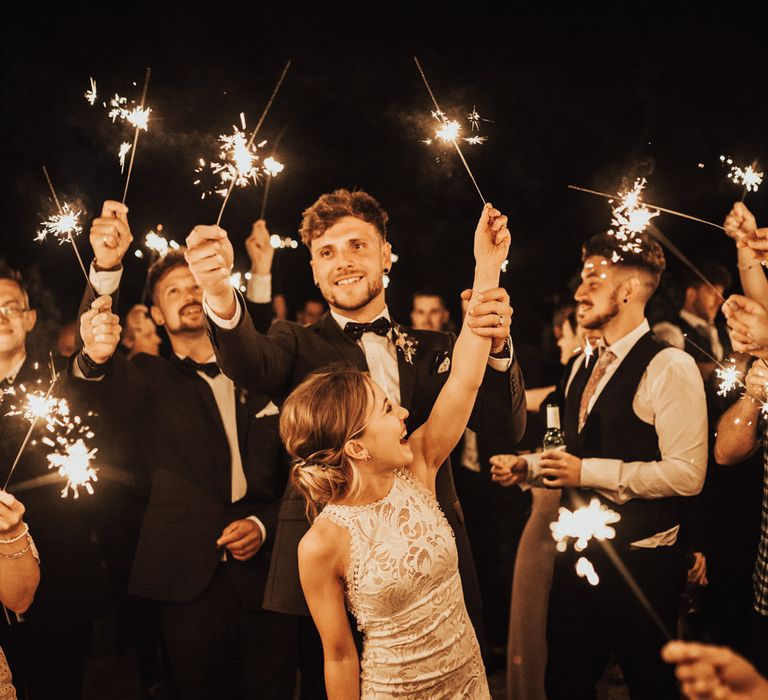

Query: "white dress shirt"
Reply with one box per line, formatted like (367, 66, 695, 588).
(524, 319, 708, 547)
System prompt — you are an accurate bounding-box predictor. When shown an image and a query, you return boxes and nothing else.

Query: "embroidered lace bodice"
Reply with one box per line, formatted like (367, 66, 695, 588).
(317, 468, 489, 699)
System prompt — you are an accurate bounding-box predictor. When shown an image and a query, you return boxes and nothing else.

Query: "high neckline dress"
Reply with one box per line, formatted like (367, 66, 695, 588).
(317, 468, 490, 699)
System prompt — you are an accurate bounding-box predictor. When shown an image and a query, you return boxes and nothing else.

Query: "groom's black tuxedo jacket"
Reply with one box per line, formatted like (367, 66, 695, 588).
(206, 297, 527, 618)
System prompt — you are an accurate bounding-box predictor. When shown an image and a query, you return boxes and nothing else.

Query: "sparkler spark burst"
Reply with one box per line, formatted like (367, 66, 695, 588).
(196, 122, 267, 199)
(84, 77, 97, 105)
(435, 120, 462, 143)
(730, 165, 763, 193)
(716, 361, 742, 397)
(45, 438, 98, 498)
(118, 142, 132, 173)
(144, 230, 180, 258)
(468, 107, 481, 131)
(576, 556, 600, 586)
(108, 94, 151, 131)
(6, 390, 70, 431)
(607, 178, 659, 255)
(35, 203, 83, 244)
(262, 156, 285, 177)
(550, 498, 621, 553)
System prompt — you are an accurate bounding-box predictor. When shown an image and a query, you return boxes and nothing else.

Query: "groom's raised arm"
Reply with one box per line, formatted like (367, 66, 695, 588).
(186, 224, 295, 399)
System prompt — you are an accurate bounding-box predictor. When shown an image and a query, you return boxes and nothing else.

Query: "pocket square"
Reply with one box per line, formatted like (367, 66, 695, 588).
(254, 401, 280, 419)
(432, 351, 451, 375)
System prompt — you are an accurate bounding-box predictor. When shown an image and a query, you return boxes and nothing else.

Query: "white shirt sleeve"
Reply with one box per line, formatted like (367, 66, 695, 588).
(579, 350, 708, 504)
(89, 264, 122, 296)
(487, 337, 514, 372)
(246, 274, 272, 304)
(203, 292, 243, 330)
(247, 515, 267, 545)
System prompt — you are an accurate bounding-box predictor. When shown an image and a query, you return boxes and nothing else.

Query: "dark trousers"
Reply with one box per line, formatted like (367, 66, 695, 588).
(0, 617, 91, 700)
(161, 564, 297, 700)
(545, 544, 686, 700)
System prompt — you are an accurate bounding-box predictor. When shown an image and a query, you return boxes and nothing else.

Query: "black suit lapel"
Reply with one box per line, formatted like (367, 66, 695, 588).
(314, 313, 368, 371)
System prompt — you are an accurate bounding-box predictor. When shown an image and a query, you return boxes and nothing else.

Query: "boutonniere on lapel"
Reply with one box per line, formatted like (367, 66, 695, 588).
(391, 324, 418, 365)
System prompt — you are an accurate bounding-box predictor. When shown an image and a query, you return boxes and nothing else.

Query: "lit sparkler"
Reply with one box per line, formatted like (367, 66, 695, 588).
(38, 167, 95, 296)
(550, 497, 620, 552)
(415, 56, 487, 204)
(213, 60, 292, 226)
(118, 142, 132, 173)
(84, 77, 97, 105)
(6, 389, 70, 432)
(567, 184, 725, 232)
(721, 155, 763, 199)
(716, 360, 742, 397)
(35, 203, 83, 244)
(262, 156, 285, 177)
(121, 67, 151, 205)
(607, 178, 659, 255)
(44, 438, 98, 498)
(576, 556, 600, 586)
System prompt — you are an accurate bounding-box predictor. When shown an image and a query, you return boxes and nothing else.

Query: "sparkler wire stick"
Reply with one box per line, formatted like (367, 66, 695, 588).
(568, 492, 673, 640)
(122, 67, 151, 204)
(41, 166, 96, 298)
(3, 377, 59, 491)
(646, 223, 725, 303)
(259, 123, 288, 220)
(567, 185, 725, 232)
(216, 60, 292, 227)
(413, 57, 486, 204)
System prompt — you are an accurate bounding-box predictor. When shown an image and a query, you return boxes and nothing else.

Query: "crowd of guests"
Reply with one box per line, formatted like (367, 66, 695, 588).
(1, 190, 768, 699)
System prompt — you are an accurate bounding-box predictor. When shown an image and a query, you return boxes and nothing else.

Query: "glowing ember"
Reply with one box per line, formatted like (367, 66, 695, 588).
(84, 77, 97, 106)
(45, 438, 98, 498)
(550, 498, 620, 553)
(143, 230, 180, 258)
(35, 203, 83, 244)
(608, 178, 659, 254)
(468, 106, 481, 131)
(576, 556, 600, 586)
(262, 156, 285, 177)
(435, 120, 461, 143)
(716, 362, 742, 397)
(118, 142, 132, 173)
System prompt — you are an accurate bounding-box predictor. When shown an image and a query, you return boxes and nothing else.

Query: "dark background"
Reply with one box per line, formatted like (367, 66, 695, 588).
(2, 4, 767, 377)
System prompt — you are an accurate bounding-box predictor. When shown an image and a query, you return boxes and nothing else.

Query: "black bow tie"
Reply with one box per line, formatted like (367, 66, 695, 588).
(173, 356, 221, 379)
(343, 317, 392, 341)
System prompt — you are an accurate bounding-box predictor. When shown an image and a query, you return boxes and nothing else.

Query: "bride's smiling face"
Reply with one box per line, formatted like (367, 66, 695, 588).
(352, 381, 412, 470)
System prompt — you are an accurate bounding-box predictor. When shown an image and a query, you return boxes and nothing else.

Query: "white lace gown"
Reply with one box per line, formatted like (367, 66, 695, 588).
(317, 468, 490, 699)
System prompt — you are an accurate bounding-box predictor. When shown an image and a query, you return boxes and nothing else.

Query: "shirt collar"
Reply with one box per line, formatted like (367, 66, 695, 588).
(602, 319, 650, 363)
(3, 354, 27, 384)
(330, 306, 391, 331)
(679, 309, 710, 329)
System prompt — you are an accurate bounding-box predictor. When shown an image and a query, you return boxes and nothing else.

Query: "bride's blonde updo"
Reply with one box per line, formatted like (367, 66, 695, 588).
(280, 366, 373, 521)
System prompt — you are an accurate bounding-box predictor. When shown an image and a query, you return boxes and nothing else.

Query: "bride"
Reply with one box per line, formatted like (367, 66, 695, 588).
(278, 203, 510, 698)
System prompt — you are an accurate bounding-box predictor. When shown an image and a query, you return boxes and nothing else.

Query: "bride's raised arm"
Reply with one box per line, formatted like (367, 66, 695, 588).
(410, 203, 511, 477)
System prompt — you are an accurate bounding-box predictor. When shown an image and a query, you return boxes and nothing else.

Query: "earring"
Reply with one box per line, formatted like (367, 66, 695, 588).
(623, 298, 629, 303)
(383, 267, 390, 275)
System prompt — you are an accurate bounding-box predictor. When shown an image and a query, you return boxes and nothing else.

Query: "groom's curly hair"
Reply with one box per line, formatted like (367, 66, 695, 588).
(299, 188, 388, 250)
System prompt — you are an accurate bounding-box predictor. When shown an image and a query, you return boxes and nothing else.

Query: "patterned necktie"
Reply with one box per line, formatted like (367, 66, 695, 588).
(343, 317, 391, 341)
(578, 349, 616, 431)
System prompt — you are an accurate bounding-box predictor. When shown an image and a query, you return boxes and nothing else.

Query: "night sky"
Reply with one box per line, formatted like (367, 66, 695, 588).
(3, 5, 767, 369)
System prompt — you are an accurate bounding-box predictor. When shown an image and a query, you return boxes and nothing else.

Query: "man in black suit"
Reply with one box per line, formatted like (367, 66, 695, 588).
(185, 189, 527, 695)
(0, 261, 109, 699)
(74, 201, 295, 700)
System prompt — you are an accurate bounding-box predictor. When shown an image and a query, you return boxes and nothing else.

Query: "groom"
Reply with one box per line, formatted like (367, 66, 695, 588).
(186, 189, 526, 692)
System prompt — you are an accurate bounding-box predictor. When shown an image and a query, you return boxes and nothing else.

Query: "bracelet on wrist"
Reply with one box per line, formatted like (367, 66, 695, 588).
(0, 523, 28, 545)
(0, 540, 31, 560)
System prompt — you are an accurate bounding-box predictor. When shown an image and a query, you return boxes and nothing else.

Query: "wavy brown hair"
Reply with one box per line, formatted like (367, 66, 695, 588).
(280, 365, 373, 521)
(299, 188, 388, 249)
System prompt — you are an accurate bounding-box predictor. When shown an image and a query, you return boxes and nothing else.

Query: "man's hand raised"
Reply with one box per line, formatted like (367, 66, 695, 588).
(245, 220, 274, 276)
(185, 225, 236, 319)
(90, 201, 133, 270)
(80, 296, 121, 364)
